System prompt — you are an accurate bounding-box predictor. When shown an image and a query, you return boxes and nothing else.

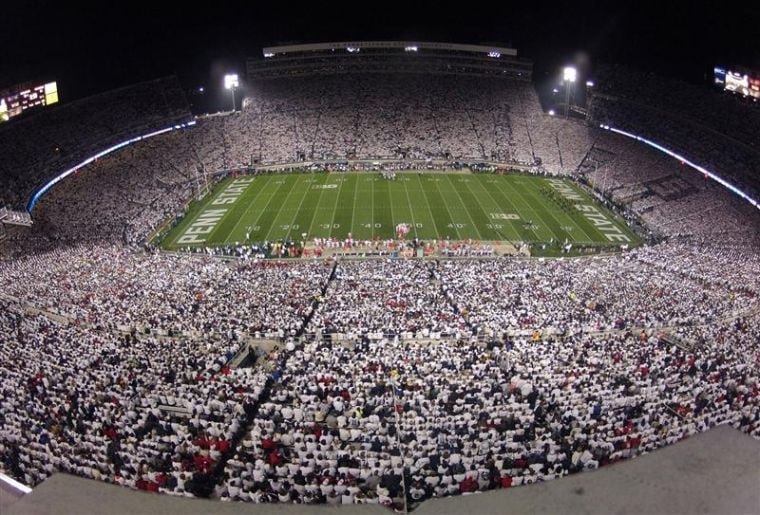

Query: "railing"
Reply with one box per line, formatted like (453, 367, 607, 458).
(0, 472, 32, 495)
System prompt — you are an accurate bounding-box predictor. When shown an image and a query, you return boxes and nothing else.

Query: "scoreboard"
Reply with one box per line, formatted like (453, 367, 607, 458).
(714, 67, 759, 100)
(0, 81, 59, 124)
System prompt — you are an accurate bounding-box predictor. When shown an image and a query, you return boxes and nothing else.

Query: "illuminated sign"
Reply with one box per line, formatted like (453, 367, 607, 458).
(599, 124, 759, 211)
(0, 81, 59, 124)
(749, 77, 760, 100)
(714, 66, 759, 100)
(725, 71, 750, 96)
(27, 120, 197, 212)
(44, 82, 59, 105)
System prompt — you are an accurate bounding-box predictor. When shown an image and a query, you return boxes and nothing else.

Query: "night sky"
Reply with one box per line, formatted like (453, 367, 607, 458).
(1, 0, 758, 110)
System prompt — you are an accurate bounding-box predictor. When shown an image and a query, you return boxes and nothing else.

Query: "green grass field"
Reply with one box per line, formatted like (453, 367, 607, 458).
(159, 171, 640, 250)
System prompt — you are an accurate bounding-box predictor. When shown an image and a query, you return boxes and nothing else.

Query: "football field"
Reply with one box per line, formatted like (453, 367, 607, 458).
(160, 171, 640, 249)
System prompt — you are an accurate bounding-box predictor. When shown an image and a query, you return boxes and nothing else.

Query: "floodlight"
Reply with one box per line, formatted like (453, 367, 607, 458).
(548, 110, 555, 116)
(224, 74, 239, 90)
(224, 74, 239, 112)
(562, 67, 577, 119)
(585, 80, 594, 87)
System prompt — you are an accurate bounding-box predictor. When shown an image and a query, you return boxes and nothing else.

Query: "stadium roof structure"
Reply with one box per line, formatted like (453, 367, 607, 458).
(261, 41, 518, 57)
(248, 41, 532, 81)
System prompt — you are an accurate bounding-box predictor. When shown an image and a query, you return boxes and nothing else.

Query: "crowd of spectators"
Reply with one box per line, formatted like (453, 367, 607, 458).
(2, 73, 599, 213)
(231, 73, 596, 173)
(591, 65, 760, 200)
(2, 236, 759, 507)
(575, 131, 760, 239)
(2, 70, 754, 252)
(440, 243, 758, 338)
(594, 65, 760, 151)
(216, 298, 760, 507)
(1, 66, 760, 509)
(0, 298, 272, 496)
(0, 244, 331, 338)
(0, 77, 190, 210)
(311, 260, 464, 338)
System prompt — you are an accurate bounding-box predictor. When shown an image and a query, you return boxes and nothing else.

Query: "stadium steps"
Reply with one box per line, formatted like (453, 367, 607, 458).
(227, 343, 252, 369)
(204, 262, 340, 491)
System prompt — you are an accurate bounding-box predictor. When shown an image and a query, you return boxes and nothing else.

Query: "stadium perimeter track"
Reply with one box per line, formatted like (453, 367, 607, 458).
(4, 425, 758, 515)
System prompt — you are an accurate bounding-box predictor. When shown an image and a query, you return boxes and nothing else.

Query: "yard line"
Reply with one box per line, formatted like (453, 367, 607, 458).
(432, 176, 463, 240)
(327, 174, 346, 237)
(241, 175, 299, 243)
(462, 176, 521, 241)
(370, 174, 375, 239)
(522, 185, 568, 242)
(477, 176, 540, 241)
(306, 174, 331, 238)
(353, 176, 376, 239)
(516, 178, 593, 244)
(413, 174, 443, 238)
(524, 179, 594, 244)
(442, 174, 484, 240)
(265, 175, 314, 241)
(387, 179, 396, 236)
(218, 175, 274, 244)
(400, 175, 418, 238)
(284, 174, 322, 240)
(558, 179, 607, 243)
(490, 178, 547, 242)
(350, 174, 360, 238)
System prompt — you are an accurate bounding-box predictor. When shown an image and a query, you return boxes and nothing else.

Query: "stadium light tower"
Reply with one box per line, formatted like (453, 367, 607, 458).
(563, 66, 577, 119)
(224, 73, 239, 112)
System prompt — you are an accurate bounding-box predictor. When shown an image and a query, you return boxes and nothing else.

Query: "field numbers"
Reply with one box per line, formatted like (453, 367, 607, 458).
(362, 223, 382, 228)
(490, 213, 520, 220)
(486, 224, 504, 229)
(447, 223, 465, 229)
(280, 224, 300, 230)
(320, 224, 341, 229)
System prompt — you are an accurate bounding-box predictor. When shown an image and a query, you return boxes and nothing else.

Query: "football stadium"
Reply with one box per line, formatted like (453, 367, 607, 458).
(1, 5, 759, 515)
